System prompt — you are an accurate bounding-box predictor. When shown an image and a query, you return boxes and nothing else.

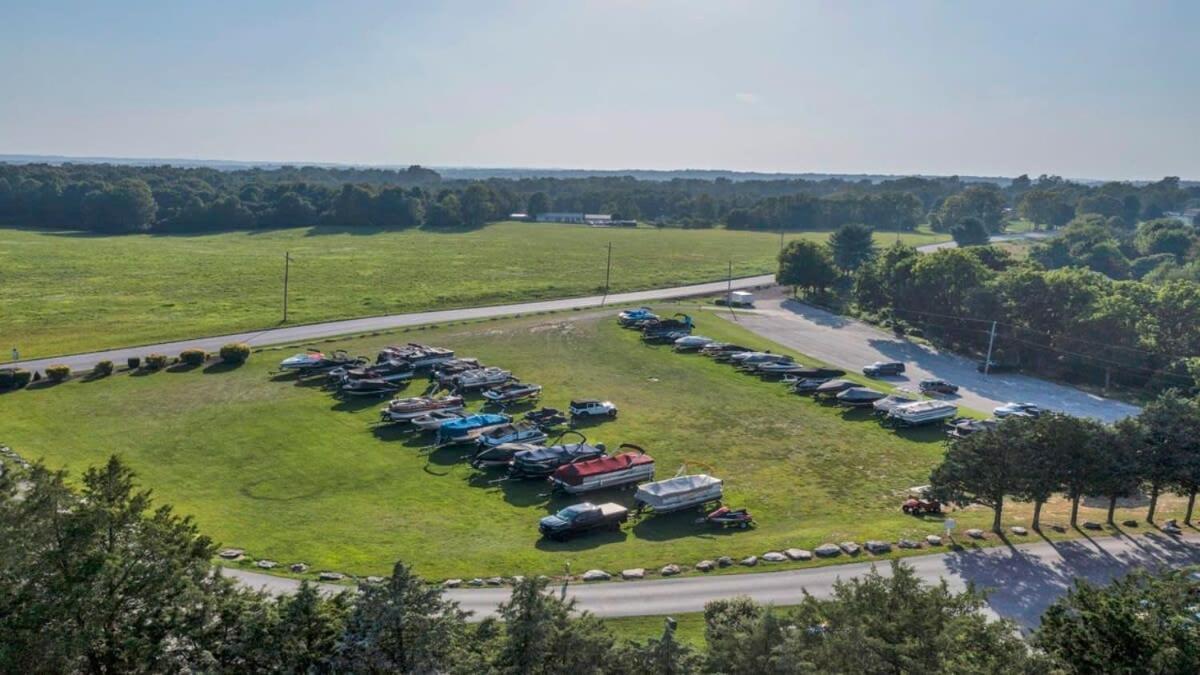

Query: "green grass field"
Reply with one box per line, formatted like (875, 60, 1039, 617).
(0, 222, 948, 359)
(0, 306, 1165, 581)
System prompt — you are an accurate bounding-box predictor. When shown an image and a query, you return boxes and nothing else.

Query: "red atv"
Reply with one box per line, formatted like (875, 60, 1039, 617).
(902, 496, 942, 515)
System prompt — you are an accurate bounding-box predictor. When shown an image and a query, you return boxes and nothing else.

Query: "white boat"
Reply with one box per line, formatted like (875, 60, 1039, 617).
(673, 335, 714, 351)
(873, 394, 917, 415)
(411, 409, 468, 431)
(451, 367, 513, 391)
(889, 400, 959, 426)
(634, 474, 723, 513)
(550, 445, 656, 494)
(379, 395, 465, 423)
(729, 352, 792, 366)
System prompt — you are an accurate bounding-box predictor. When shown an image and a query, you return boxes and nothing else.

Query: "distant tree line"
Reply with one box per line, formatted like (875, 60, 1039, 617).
(2, 162, 1195, 235)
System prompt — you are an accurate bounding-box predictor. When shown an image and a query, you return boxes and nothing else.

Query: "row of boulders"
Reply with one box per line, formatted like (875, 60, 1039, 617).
(218, 548, 330, 578)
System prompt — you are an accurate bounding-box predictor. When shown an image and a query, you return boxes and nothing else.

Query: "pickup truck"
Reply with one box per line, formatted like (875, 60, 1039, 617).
(538, 502, 628, 540)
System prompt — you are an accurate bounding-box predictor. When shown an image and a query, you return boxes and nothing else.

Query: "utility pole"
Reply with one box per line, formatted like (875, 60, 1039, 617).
(282, 252, 292, 323)
(983, 320, 997, 375)
(601, 242, 613, 306)
(726, 259, 738, 321)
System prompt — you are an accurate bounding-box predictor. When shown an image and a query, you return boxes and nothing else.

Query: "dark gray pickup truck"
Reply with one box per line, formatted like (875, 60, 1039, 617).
(538, 502, 628, 541)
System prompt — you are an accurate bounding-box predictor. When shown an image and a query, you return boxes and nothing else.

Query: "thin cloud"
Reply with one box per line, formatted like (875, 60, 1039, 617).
(734, 92, 760, 105)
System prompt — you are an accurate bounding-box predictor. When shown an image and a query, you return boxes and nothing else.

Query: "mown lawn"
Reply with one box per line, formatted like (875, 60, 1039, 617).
(0, 307, 1171, 582)
(605, 611, 709, 649)
(0, 222, 948, 358)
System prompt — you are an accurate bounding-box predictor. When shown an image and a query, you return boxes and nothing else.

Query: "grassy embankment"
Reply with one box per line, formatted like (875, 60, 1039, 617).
(0, 222, 948, 358)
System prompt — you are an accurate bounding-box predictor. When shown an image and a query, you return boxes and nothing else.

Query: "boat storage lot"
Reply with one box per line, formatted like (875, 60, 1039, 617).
(727, 289, 1139, 423)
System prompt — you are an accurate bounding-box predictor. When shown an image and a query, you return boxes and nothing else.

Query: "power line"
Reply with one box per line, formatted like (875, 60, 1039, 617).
(892, 305, 1194, 361)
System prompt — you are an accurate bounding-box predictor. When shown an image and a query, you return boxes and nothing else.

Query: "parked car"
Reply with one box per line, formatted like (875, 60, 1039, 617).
(919, 379, 959, 395)
(862, 361, 906, 377)
(569, 399, 618, 420)
(538, 502, 628, 540)
(993, 402, 1044, 418)
(977, 359, 1018, 373)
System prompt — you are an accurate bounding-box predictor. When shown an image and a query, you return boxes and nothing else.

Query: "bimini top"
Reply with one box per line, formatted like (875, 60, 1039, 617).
(636, 474, 722, 498)
(553, 452, 655, 486)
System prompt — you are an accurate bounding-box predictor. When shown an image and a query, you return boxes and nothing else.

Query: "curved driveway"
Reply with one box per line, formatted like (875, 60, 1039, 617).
(727, 290, 1138, 422)
(224, 532, 1200, 631)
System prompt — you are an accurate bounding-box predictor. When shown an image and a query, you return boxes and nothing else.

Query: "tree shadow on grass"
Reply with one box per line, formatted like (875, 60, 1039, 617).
(203, 361, 243, 374)
(535, 528, 629, 552)
(23, 379, 64, 391)
(167, 362, 201, 373)
(629, 510, 748, 542)
(331, 396, 386, 413)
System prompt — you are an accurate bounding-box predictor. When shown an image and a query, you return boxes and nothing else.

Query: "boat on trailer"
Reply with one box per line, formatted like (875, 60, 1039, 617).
(482, 382, 543, 405)
(888, 400, 959, 427)
(410, 409, 469, 431)
(549, 444, 655, 494)
(436, 413, 512, 445)
(634, 474, 723, 513)
(475, 421, 548, 449)
(379, 395, 465, 423)
(872, 394, 918, 416)
(836, 387, 887, 407)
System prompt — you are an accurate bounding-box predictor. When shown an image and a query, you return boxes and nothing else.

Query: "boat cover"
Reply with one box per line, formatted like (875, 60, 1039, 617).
(636, 474, 722, 501)
(837, 387, 885, 401)
(873, 395, 917, 413)
(893, 400, 957, 416)
(515, 443, 601, 464)
(553, 452, 655, 486)
(815, 379, 855, 393)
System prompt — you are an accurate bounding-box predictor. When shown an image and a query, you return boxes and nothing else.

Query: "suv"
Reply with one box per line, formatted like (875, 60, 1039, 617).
(862, 361, 906, 377)
(977, 359, 1018, 374)
(919, 379, 959, 395)
(569, 399, 618, 420)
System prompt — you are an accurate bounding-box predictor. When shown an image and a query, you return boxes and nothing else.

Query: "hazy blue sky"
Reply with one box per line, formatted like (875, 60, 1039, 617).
(3, 1, 1197, 179)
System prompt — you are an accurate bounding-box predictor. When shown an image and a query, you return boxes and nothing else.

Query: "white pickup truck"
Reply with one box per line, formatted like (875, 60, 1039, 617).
(569, 399, 618, 420)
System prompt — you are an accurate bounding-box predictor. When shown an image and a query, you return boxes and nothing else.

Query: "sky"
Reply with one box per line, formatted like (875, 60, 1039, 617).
(2, 1, 1198, 180)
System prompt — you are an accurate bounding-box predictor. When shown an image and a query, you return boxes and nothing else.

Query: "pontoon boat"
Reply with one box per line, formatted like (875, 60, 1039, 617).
(634, 474, 723, 513)
(549, 444, 655, 494)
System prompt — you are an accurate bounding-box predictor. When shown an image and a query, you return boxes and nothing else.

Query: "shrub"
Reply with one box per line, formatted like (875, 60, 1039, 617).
(127, 357, 141, 370)
(219, 342, 251, 364)
(93, 360, 114, 377)
(45, 364, 71, 382)
(179, 349, 207, 366)
(144, 353, 168, 370)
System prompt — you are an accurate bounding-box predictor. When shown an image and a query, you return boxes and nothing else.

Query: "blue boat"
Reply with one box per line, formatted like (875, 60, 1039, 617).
(436, 413, 511, 443)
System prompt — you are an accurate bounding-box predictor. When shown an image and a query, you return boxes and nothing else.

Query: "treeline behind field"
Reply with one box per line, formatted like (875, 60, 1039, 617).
(1, 162, 1195, 235)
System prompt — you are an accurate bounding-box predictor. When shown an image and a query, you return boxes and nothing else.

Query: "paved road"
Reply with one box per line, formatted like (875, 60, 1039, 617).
(723, 289, 1138, 422)
(7, 274, 775, 373)
(916, 231, 1051, 253)
(224, 532, 1200, 630)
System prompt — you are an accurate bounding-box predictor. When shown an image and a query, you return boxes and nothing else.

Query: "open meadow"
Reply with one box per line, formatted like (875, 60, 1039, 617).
(0, 222, 947, 359)
(0, 305, 1171, 581)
